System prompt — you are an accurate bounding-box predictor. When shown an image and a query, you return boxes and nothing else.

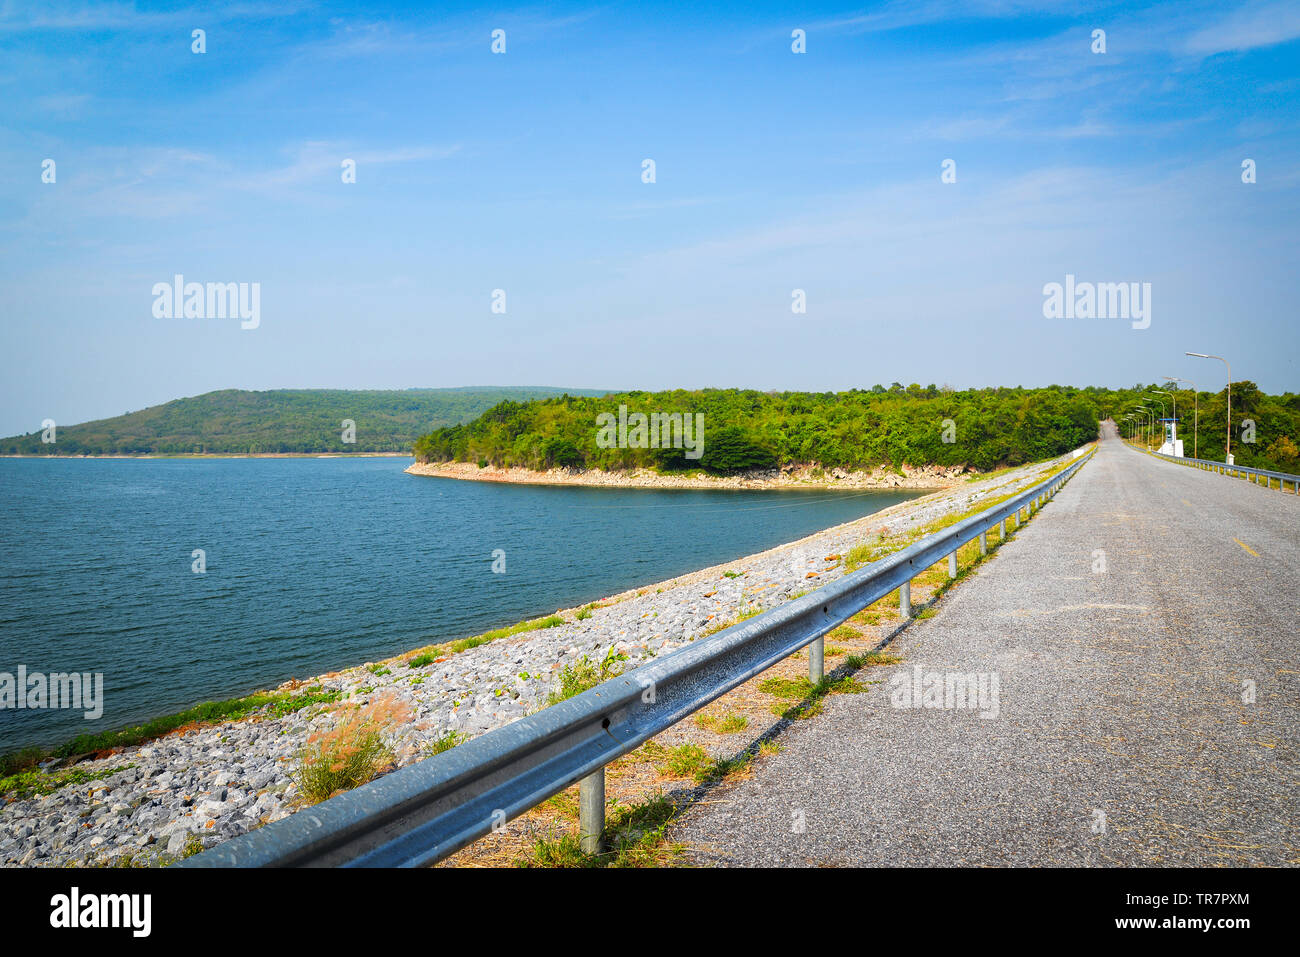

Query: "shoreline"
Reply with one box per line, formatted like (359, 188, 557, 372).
(406, 459, 972, 491)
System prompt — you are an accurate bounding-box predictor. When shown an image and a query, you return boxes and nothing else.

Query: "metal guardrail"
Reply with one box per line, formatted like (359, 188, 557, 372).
(1131, 443, 1300, 493)
(182, 446, 1095, 868)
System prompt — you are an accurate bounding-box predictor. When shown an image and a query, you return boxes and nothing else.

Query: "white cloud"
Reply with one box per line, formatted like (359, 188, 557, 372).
(1184, 1, 1300, 54)
(236, 141, 461, 190)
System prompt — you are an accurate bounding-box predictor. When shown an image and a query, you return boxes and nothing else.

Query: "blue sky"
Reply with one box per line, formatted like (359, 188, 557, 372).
(2, 0, 1298, 435)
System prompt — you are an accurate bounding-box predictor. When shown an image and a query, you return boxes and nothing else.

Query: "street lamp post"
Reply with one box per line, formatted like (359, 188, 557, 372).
(1146, 395, 1167, 449)
(1186, 352, 1231, 464)
(1153, 389, 1175, 425)
(1138, 405, 1158, 450)
(1134, 405, 1154, 449)
(1164, 376, 1196, 459)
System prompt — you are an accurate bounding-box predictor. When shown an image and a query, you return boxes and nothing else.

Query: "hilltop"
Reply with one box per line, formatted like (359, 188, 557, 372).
(1, 387, 609, 456)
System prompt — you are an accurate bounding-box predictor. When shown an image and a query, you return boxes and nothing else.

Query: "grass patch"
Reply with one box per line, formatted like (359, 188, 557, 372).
(646, 742, 710, 779)
(760, 672, 867, 720)
(456, 614, 565, 651)
(641, 742, 752, 784)
(426, 729, 466, 756)
(846, 651, 903, 668)
(546, 647, 629, 706)
(0, 762, 135, 801)
(516, 793, 686, 868)
(293, 693, 411, 804)
(693, 711, 749, 734)
(843, 542, 875, 572)
(757, 676, 816, 699)
(9, 687, 345, 768)
(401, 612, 569, 669)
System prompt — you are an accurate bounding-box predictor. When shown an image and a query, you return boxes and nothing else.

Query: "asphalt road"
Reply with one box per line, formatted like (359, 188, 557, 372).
(677, 425, 1299, 866)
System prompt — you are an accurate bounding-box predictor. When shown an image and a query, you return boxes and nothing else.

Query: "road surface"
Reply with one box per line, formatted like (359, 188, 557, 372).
(677, 425, 1299, 866)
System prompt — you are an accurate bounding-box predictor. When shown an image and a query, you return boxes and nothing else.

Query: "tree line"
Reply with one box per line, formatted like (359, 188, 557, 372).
(413, 383, 1300, 475)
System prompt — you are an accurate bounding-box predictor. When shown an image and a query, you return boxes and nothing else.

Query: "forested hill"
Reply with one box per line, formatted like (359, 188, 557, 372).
(413, 384, 1300, 474)
(1, 387, 609, 455)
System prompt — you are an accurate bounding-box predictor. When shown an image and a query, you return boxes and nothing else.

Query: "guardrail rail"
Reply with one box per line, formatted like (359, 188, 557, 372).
(1129, 442, 1300, 493)
(182, 445, 1096, 868)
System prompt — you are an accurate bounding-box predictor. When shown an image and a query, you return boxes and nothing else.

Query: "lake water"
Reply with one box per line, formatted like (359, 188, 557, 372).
(0, 457, 922, 752)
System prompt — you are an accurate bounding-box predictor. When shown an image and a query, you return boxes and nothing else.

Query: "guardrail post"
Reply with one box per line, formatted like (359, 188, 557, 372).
(999, 518, 1006, 541)
(899, 581, 911, 618)
(979, 530, 987, 556)
(579, 768, 605, 855)
(809, 635, 824, 683)
(948, 551, 958, 578)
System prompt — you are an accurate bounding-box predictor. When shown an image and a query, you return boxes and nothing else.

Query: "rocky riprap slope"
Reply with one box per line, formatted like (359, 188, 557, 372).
(407, 459, 969, 489)
(0, 454, 1073, 867)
